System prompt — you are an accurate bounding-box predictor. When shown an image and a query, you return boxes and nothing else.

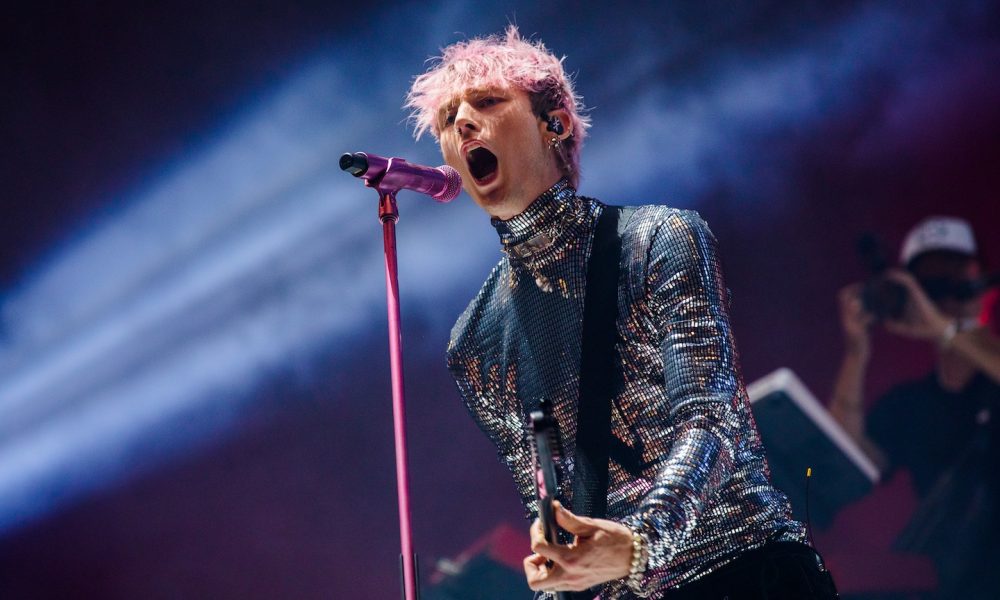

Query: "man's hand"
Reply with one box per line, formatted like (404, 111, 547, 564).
(838, 282, 874, 359)
(523, 501, 634, 592)
(882, 270, 951, 342)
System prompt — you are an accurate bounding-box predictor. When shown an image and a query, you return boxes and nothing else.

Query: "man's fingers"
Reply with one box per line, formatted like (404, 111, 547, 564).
(553, 501, 599, 536)
(530, 518, 543, 542)
(885, 269, 916, 284)
(885, 269, 924, 296)
(843, 295, 873, 325)
(529, 518, 559, 552)
(524, 553, 566, 591)
(531, 536, 573, 562)
(529, 515, 574, 564)
(523, 553, 546, 588)
(839, 283, 863, 303)
(523, 552, 547, 578)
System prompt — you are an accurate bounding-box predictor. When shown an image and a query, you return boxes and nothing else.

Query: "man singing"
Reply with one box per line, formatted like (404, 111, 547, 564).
(406, 27, 837, 599)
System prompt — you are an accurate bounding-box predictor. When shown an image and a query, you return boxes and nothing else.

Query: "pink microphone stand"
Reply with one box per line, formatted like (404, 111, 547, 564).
(378, 186, 421, 600)
(341, 152, 461, 600)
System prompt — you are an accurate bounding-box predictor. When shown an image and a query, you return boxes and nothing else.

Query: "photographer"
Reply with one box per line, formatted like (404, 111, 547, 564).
(829, 216, 1000, 598)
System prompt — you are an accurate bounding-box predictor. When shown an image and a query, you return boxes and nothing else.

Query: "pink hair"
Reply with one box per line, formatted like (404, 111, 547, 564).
(405, 26, 590, 187)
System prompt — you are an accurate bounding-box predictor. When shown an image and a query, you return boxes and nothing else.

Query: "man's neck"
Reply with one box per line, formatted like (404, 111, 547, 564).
(490, 178, 578, 252)
(487, 174, 565, 221)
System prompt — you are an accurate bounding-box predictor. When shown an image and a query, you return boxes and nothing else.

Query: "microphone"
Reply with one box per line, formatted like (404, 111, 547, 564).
(340, 152, 462, 202)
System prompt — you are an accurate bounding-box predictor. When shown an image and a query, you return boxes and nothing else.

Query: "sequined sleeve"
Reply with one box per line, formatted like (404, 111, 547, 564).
(621, 210, 743, 593)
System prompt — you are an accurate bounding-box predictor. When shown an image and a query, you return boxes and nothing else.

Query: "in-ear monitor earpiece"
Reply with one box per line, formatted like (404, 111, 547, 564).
(545, 114, 565, 136)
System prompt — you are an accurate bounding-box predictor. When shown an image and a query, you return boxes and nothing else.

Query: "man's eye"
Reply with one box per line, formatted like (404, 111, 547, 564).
(479, 97, 500, 108)
(444, 112, 456, 125)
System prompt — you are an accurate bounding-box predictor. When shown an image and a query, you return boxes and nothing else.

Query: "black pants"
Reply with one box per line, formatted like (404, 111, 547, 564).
(659, 542, 839, 600)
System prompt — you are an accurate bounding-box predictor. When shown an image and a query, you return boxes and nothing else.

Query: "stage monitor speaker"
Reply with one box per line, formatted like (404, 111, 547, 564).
(748, 368, 880, 528)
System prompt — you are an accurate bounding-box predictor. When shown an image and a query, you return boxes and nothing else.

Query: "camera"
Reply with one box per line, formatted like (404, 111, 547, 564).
(857, 233, 908, 321)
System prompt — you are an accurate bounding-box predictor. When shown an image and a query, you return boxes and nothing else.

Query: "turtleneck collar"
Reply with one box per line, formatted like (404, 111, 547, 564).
(488, 179, 599, 296)
(491, 178, 576, 248)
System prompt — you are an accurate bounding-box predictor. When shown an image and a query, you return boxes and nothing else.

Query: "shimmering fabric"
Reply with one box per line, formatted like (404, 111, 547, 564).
(446, 180, 805, 598)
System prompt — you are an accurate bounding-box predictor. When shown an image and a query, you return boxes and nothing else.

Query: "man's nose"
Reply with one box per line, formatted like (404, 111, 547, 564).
(454, 102, 480, 136)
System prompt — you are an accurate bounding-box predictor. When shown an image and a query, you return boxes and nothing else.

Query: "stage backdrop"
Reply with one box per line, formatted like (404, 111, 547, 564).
(1, 1, 998, 598)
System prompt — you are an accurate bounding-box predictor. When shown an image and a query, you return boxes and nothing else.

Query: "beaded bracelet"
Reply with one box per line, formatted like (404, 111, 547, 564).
(626, 528, 649, 592)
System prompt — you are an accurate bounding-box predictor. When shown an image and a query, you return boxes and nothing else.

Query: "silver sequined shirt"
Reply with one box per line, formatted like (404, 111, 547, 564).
(446, 180, 805, 597)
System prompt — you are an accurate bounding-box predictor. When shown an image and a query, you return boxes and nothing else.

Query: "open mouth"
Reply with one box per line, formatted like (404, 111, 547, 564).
(466, 147, 499, 183)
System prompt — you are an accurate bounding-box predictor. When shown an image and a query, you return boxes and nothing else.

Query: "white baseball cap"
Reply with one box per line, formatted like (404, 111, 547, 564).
(900, 216, 978, 266)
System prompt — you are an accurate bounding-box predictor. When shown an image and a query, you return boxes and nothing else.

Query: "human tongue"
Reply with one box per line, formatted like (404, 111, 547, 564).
(467, 147, 498, 182)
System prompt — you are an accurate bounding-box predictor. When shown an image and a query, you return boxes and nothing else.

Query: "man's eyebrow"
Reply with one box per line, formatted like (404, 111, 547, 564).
(439, 96, 462, 113)
(468, 88, 505, 99)
(449, 88, 504, 105)
(436, 88, 506, 122)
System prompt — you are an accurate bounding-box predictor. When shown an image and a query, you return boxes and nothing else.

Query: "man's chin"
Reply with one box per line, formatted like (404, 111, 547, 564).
(467, 171, 504, 204)
(472, 193, 520, 220)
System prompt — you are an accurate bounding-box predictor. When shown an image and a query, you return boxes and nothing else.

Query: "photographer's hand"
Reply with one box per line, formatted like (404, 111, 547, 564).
(838, 283, 874, 359)
(830, 282, 888, 470)
(882, 269, 1000, 386)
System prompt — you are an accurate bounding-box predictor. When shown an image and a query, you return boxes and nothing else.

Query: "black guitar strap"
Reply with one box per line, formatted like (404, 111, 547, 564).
(562, 204, 632, 600)
(571, 204, 633, 522)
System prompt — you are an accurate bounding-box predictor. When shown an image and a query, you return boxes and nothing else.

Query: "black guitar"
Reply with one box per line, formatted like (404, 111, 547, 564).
(530, 402, 570, 600)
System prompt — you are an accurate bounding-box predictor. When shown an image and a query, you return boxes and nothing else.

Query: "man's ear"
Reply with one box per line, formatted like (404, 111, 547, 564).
(539, 108, 573, 140)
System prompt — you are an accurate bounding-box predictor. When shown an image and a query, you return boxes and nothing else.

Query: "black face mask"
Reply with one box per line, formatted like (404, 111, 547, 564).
(918, 275, 1000, 302)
